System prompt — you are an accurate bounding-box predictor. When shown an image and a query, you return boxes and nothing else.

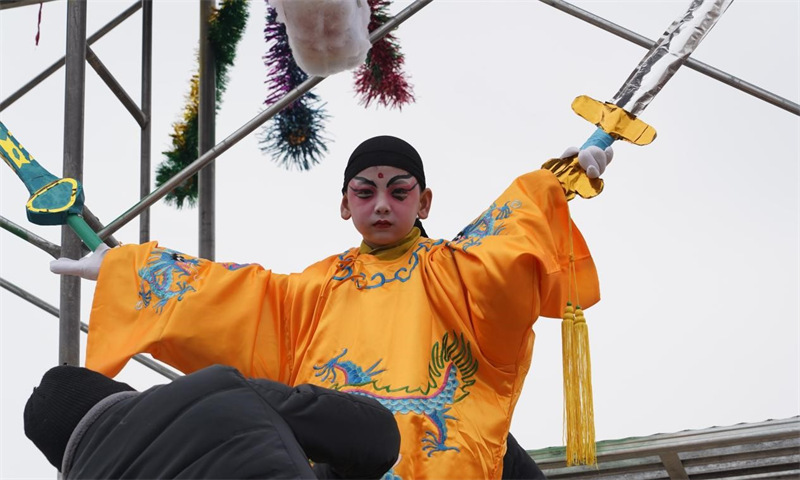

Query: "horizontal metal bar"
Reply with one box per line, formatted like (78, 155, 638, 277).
(0, 0, 58, 11)
(0, 276, 60, 316)
(368, 0, 434, 42)
(82, 206, 121, 247)
(0, 1, 142, 112)
(538, 0, 800, 116)
(0, 276, 179, 380)
(0, 215, 62, 258)
(99, 0, 435, 239)
(86, 46, 147, 128)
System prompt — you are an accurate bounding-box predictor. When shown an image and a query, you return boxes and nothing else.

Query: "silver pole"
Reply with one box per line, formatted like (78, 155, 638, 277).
(0, 216, 62, 258)
(85, 46, 147, 127)
(538, 0, 800, 116)
(82, 206, 121, 248)
(98, 0, 435, 239)
(0, 2, 142, 112)
(198, 0, 216, 260)
(0, 0, 58, 10)
(1, 278, 60, 316)
(0, 277, 180, 380)
(140, 0, 153, 243)
(60, 0, 87, 367)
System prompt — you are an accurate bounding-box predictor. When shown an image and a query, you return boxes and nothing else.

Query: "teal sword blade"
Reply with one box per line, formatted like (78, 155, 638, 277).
(0, 121, 103, 251)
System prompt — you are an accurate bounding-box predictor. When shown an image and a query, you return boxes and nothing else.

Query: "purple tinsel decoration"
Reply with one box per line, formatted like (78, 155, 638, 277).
(261, 5, 328, 170)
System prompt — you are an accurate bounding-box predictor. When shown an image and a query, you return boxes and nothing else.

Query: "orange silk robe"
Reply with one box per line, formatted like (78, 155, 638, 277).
(87, 170, 599, 479)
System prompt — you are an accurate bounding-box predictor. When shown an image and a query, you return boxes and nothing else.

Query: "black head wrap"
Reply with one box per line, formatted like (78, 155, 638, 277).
(342, 136, 426, 194)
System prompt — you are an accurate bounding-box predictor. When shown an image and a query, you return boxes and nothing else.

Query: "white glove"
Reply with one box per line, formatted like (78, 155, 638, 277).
(50, 243, 111, 281)
(269, 0, 371, 77)
(560, 145, 614, 179)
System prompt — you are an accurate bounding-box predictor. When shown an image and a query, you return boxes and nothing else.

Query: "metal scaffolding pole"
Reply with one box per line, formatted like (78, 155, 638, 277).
(0, 277, 179, 380)
(59, 0, 87, 367)
(538, 0, 800, 116)
(140, 0, 153, 243)
(0, 216, 62, 259)
(0, 1, 142, 112)
(85, 46, 147, 127)
(198, 0, 216, 260)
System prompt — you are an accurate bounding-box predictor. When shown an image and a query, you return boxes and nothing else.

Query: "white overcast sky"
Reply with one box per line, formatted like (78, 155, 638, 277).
(1, 0, 798, 477)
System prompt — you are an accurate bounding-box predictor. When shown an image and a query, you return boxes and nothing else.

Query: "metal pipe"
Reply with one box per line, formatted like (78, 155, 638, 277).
(367, 0, 433, 42)
(0, 0, 58, 11)
(538, 0, 800, 116)
(140, 0, 153, 243)
(0, 1, 142, 112)
(86, 46, 147, 128)
(0, 277, 180, 380)
(0, 216, 62, 258)
(82, 206, 121, 248)
(99, 0, 435, 239)
(60, 0, 87, 367)
(1, 277, 60, 317)
(198, 0, 217, 260)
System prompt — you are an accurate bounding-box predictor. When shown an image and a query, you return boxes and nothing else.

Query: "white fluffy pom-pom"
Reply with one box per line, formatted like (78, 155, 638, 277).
(269, 0, 371, 77)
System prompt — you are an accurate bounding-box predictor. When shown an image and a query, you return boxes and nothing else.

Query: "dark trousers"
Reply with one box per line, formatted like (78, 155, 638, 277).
(502, 432, 547, 479)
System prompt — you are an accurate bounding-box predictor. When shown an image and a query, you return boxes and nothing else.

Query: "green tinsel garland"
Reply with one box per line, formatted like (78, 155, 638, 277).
(156, 0, 249, 208)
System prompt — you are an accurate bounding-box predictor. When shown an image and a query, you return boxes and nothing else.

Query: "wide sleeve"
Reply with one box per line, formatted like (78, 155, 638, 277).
(86, 241, 294, 381)
(442, 169, 600, 364)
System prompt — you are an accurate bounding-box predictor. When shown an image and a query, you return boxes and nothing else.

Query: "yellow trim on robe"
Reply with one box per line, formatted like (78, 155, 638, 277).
(87, 169, 600, 479)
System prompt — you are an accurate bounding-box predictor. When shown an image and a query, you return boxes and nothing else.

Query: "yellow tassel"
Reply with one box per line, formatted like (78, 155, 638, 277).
(574, 306, 596, 464)
(562, 208, 597, 466)
(561, 303, 579, 460)
(562, 304, 596, 466)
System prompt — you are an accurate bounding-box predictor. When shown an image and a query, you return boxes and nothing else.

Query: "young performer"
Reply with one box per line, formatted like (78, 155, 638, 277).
(53, 135, 610, 478)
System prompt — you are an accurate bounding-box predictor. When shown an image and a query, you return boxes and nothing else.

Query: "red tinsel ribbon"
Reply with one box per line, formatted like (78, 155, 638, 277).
(354, 0, 414, 109)
(35, 2, 43, 46)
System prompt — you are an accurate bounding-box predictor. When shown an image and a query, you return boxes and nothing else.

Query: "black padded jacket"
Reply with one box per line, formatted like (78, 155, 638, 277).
(62, 365, 400, 479)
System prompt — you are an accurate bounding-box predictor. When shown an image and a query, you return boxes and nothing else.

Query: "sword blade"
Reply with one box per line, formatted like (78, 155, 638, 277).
(578, 0, 734, 151)
(612, 0, 734, 116)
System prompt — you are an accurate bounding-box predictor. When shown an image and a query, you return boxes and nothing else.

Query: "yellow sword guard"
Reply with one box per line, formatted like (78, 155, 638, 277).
(25, 178, 79, 213)
(571, 95, 657, 145)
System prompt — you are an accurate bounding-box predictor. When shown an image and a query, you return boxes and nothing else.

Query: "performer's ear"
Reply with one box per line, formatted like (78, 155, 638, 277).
(340, 195, 352, 220)
(417, 188, 432, 220)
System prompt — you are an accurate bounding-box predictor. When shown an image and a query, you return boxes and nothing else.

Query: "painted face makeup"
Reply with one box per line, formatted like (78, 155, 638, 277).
(341, 166, 429, 248)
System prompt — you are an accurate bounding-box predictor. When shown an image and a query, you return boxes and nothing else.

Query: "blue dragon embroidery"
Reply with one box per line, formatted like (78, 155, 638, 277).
(220, 262, 250, 271)
(136, 247, 202, 313)
(452, 200, 522, 251)
(313, 332, 478, 457)
(333, 239, 444, 289)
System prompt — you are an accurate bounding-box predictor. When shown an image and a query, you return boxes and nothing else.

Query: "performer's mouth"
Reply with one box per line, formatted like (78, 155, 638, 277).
(374, 220, 391, 228)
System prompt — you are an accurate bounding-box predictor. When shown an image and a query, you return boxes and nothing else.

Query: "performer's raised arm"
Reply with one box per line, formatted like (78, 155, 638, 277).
(53, 242, 298, 380)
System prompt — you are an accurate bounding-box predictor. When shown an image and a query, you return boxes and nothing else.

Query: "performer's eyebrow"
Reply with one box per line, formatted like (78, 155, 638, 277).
(352, 176, 377, 187)
(387, 174, 414, 187)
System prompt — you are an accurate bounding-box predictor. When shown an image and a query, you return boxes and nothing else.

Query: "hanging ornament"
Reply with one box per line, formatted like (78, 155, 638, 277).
(260, 5, 329, 170)
(268, 0, 371, 77)
(260, 0, 415, 169)
(354, 0, 415, 109)
(156, 0, 249, 208)
(35, 2, 43, 46)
